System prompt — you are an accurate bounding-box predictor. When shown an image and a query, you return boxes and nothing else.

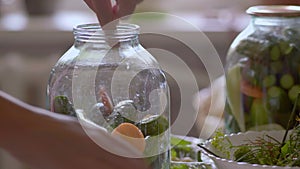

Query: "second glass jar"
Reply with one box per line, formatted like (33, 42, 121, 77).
(225, 5, 300, 133)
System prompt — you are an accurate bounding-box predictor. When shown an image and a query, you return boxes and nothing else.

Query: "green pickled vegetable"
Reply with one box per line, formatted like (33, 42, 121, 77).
(236, 38, 270, 58)
(106, 112, 134, 129)
(279, 41, 293, 55)
(280, 74, 294, 89)
(139, 115, 169, 137)
(250, 99, 269, 127)
(270, 61, 284, 74)
(53, 95, 77, 117)
(263, 75, 276, 87)
(288, 85, 300, 105)
(267, 86, 282, 98)
(267, 86, 292, 113)
(284, 28, 300, 49)
(270, 45, 281, 61)
(226, 64, 245, 132)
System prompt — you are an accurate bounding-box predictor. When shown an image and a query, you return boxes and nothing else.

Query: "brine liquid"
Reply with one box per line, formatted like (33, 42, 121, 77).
(48, 63, 170, 169)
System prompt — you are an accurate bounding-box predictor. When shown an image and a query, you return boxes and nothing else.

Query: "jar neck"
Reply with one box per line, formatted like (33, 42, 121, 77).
(251, 16, 300, 32)
(73, 23, 140, 49)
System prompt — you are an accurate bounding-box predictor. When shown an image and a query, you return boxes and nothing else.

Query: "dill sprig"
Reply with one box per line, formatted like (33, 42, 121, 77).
(205, 93, 300, 167)
(210, 128, 232, 159)
(211, 126, 300, 167)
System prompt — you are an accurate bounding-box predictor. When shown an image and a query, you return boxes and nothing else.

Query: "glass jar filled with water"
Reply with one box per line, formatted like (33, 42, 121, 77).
(47, 23, 170, 169)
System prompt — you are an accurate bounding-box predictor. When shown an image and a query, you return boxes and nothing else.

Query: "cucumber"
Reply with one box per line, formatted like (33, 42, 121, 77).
(139, 115, 169, 137)
(266, 86, 292, 114)
(270, 45, 281, 61)
(288, 85, 300, 106)
(280, 74, 294, 89)
(250, 99, 269, 127)
(263, 75, 276, 88)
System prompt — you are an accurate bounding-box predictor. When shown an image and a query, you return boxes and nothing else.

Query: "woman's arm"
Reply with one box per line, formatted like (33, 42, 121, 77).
(0, 91, 149, 169)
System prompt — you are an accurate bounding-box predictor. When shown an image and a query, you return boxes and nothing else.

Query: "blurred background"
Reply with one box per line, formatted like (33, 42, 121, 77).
(0, 0, 299, 168)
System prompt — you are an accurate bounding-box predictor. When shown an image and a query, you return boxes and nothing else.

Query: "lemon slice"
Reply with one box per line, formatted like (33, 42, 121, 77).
(112, 123, 146, 152)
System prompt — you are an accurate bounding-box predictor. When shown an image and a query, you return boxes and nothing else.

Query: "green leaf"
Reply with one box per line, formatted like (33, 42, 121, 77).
(280, 141, 290, 157)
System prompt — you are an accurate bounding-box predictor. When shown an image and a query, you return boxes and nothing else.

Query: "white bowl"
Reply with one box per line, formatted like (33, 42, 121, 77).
(202, 130, 300, 169)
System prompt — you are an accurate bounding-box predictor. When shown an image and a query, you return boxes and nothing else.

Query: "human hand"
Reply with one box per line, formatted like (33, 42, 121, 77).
(84, 0, 143, 26)
(0, 91, 149, 169)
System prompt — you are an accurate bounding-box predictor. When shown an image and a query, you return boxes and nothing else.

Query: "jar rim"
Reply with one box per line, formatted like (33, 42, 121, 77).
(246, 5, 300, 17)
(73, 23, 140, 42)
(74, 23, 140, 34)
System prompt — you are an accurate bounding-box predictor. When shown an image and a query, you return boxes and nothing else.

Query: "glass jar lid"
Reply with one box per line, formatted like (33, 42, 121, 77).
(246, 5, 300, 17)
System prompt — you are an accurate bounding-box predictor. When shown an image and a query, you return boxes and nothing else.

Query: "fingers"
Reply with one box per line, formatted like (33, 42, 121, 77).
(90, 0, 114, 26)
(83, 0, 141, 27)
(84, 0, 96, 12)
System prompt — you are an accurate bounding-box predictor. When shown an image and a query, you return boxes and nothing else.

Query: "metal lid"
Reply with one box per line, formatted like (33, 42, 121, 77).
(246, 5, 300, 17)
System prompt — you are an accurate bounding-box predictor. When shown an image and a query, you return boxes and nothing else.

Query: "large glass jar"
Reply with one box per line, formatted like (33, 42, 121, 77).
(47, 23, 170, 168)
(225, 6, 300, 133)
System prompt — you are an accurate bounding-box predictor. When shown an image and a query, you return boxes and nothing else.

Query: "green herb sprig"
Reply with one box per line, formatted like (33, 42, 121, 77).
(203, 93, 300, 167)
